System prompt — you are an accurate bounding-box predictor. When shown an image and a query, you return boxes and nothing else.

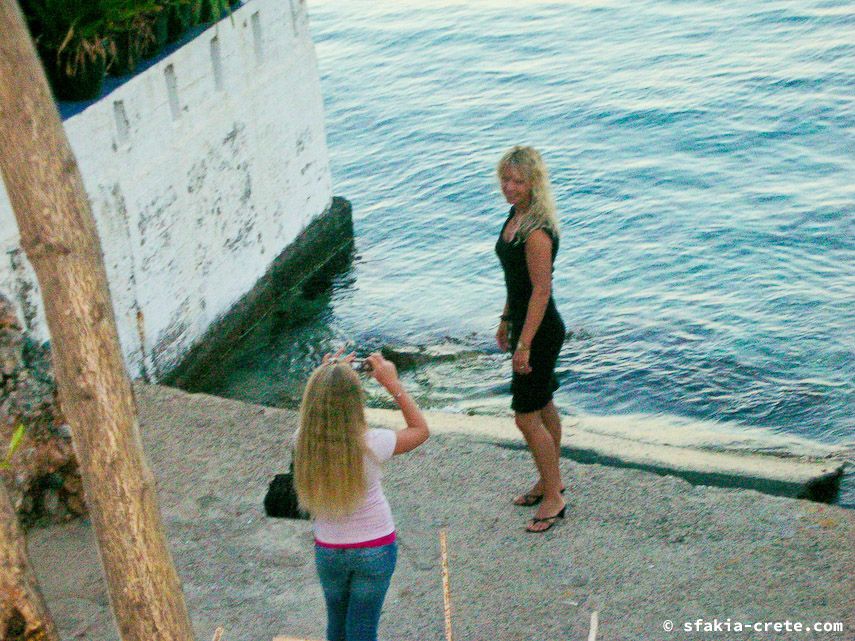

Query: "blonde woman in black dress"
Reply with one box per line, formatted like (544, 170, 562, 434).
(495, 146, 567, 533)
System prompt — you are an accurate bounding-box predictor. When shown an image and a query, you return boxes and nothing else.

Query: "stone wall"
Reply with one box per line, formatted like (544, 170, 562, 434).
(0, 0, 332, 381)
(0, 0, 338, 522)
(0, 295, 83, 524)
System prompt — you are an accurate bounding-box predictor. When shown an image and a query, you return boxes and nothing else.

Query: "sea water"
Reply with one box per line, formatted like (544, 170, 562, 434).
(209, 0, 854, 502)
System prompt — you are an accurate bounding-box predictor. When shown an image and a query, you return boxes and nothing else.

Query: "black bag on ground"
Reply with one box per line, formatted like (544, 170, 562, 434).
(264, 460, 309, 519)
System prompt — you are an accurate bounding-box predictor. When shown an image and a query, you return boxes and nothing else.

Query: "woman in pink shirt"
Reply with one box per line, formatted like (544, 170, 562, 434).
(294, 351, 429, 641)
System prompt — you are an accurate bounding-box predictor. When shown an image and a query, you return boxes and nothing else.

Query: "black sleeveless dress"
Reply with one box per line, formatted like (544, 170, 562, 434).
(495, 208, 566, 413)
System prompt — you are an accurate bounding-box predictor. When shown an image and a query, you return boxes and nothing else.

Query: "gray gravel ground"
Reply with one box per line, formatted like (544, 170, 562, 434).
(28, 384, 854, 641)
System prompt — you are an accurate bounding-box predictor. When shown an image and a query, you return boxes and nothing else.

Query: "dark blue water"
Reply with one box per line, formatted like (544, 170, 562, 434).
(215, 1, 854, 500)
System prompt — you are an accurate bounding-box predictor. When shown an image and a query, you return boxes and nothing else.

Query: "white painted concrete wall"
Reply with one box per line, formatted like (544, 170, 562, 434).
(0, 0, 332, 379)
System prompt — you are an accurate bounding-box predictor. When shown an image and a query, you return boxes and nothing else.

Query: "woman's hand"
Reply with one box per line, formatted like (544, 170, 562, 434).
(365, 353, 401, 393)
(512, 344, 532, 374)
(322, 347, 355, 366)
(496, 321, 510, 352)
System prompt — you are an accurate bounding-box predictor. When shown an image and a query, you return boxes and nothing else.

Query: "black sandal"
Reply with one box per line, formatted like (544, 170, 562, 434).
(525, 506, 566, 533)
(512, 487, 566, 507)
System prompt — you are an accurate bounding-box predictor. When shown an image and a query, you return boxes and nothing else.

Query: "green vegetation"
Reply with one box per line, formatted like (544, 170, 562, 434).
(19, 0, 239, 101)
(0, 424, 25, 470)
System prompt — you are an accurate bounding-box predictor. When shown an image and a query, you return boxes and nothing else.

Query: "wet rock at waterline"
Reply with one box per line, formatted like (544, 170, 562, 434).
(380, 340, 483, 371)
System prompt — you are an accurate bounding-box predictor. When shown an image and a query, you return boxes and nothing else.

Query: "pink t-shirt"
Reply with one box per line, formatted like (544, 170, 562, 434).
(313, 428, 397, 546)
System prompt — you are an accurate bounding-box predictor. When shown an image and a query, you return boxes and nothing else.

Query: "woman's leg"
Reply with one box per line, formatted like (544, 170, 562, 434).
(515, 401, 564, 499)
(345, 543, 397, 641)
(515, 411, 564, 528)
(540, 401, 562, 450)
(315, 547, 350, 641)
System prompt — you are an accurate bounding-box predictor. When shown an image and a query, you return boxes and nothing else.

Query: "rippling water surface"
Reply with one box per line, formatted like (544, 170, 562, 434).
(211, 1, 854, 499)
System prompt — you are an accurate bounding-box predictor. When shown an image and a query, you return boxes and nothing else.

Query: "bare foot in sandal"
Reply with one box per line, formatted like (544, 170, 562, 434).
(513, 482, 565, 506)
(526, 498, 566, 533)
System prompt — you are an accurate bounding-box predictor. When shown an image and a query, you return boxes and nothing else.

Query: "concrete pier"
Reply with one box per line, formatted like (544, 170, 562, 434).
(366, 409, 846, 502)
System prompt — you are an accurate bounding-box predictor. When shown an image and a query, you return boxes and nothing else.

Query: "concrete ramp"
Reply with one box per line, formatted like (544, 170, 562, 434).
(365, 408, 847, 502)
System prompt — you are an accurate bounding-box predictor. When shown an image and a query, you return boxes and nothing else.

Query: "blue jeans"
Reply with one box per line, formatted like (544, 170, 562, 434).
(314, 542, 397, 641)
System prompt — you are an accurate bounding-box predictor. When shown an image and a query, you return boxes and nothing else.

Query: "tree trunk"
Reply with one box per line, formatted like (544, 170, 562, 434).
(0, 481, 60, 641)
(0, 3, 196, 641)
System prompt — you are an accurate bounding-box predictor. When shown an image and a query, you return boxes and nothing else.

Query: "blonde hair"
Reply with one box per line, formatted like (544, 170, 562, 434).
(294, 363, 371, 518)
(497, 146, 560, 242)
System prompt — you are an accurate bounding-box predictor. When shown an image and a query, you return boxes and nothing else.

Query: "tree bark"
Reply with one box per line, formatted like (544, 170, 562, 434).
(0, 481, 60, 641)
(0, 3, 196, 641)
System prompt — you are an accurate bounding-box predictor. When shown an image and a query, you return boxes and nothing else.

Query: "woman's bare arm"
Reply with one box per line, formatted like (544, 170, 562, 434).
(518, 229, 553, 347)
(366, 353, 429, 454)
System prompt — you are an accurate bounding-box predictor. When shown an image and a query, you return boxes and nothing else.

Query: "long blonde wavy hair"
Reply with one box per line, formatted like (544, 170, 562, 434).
(497, 146, 560, 242)
(294, 363, 371, 518)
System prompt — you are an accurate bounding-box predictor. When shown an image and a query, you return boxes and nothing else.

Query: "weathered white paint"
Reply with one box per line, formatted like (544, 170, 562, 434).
(0, 0, 332, 379)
